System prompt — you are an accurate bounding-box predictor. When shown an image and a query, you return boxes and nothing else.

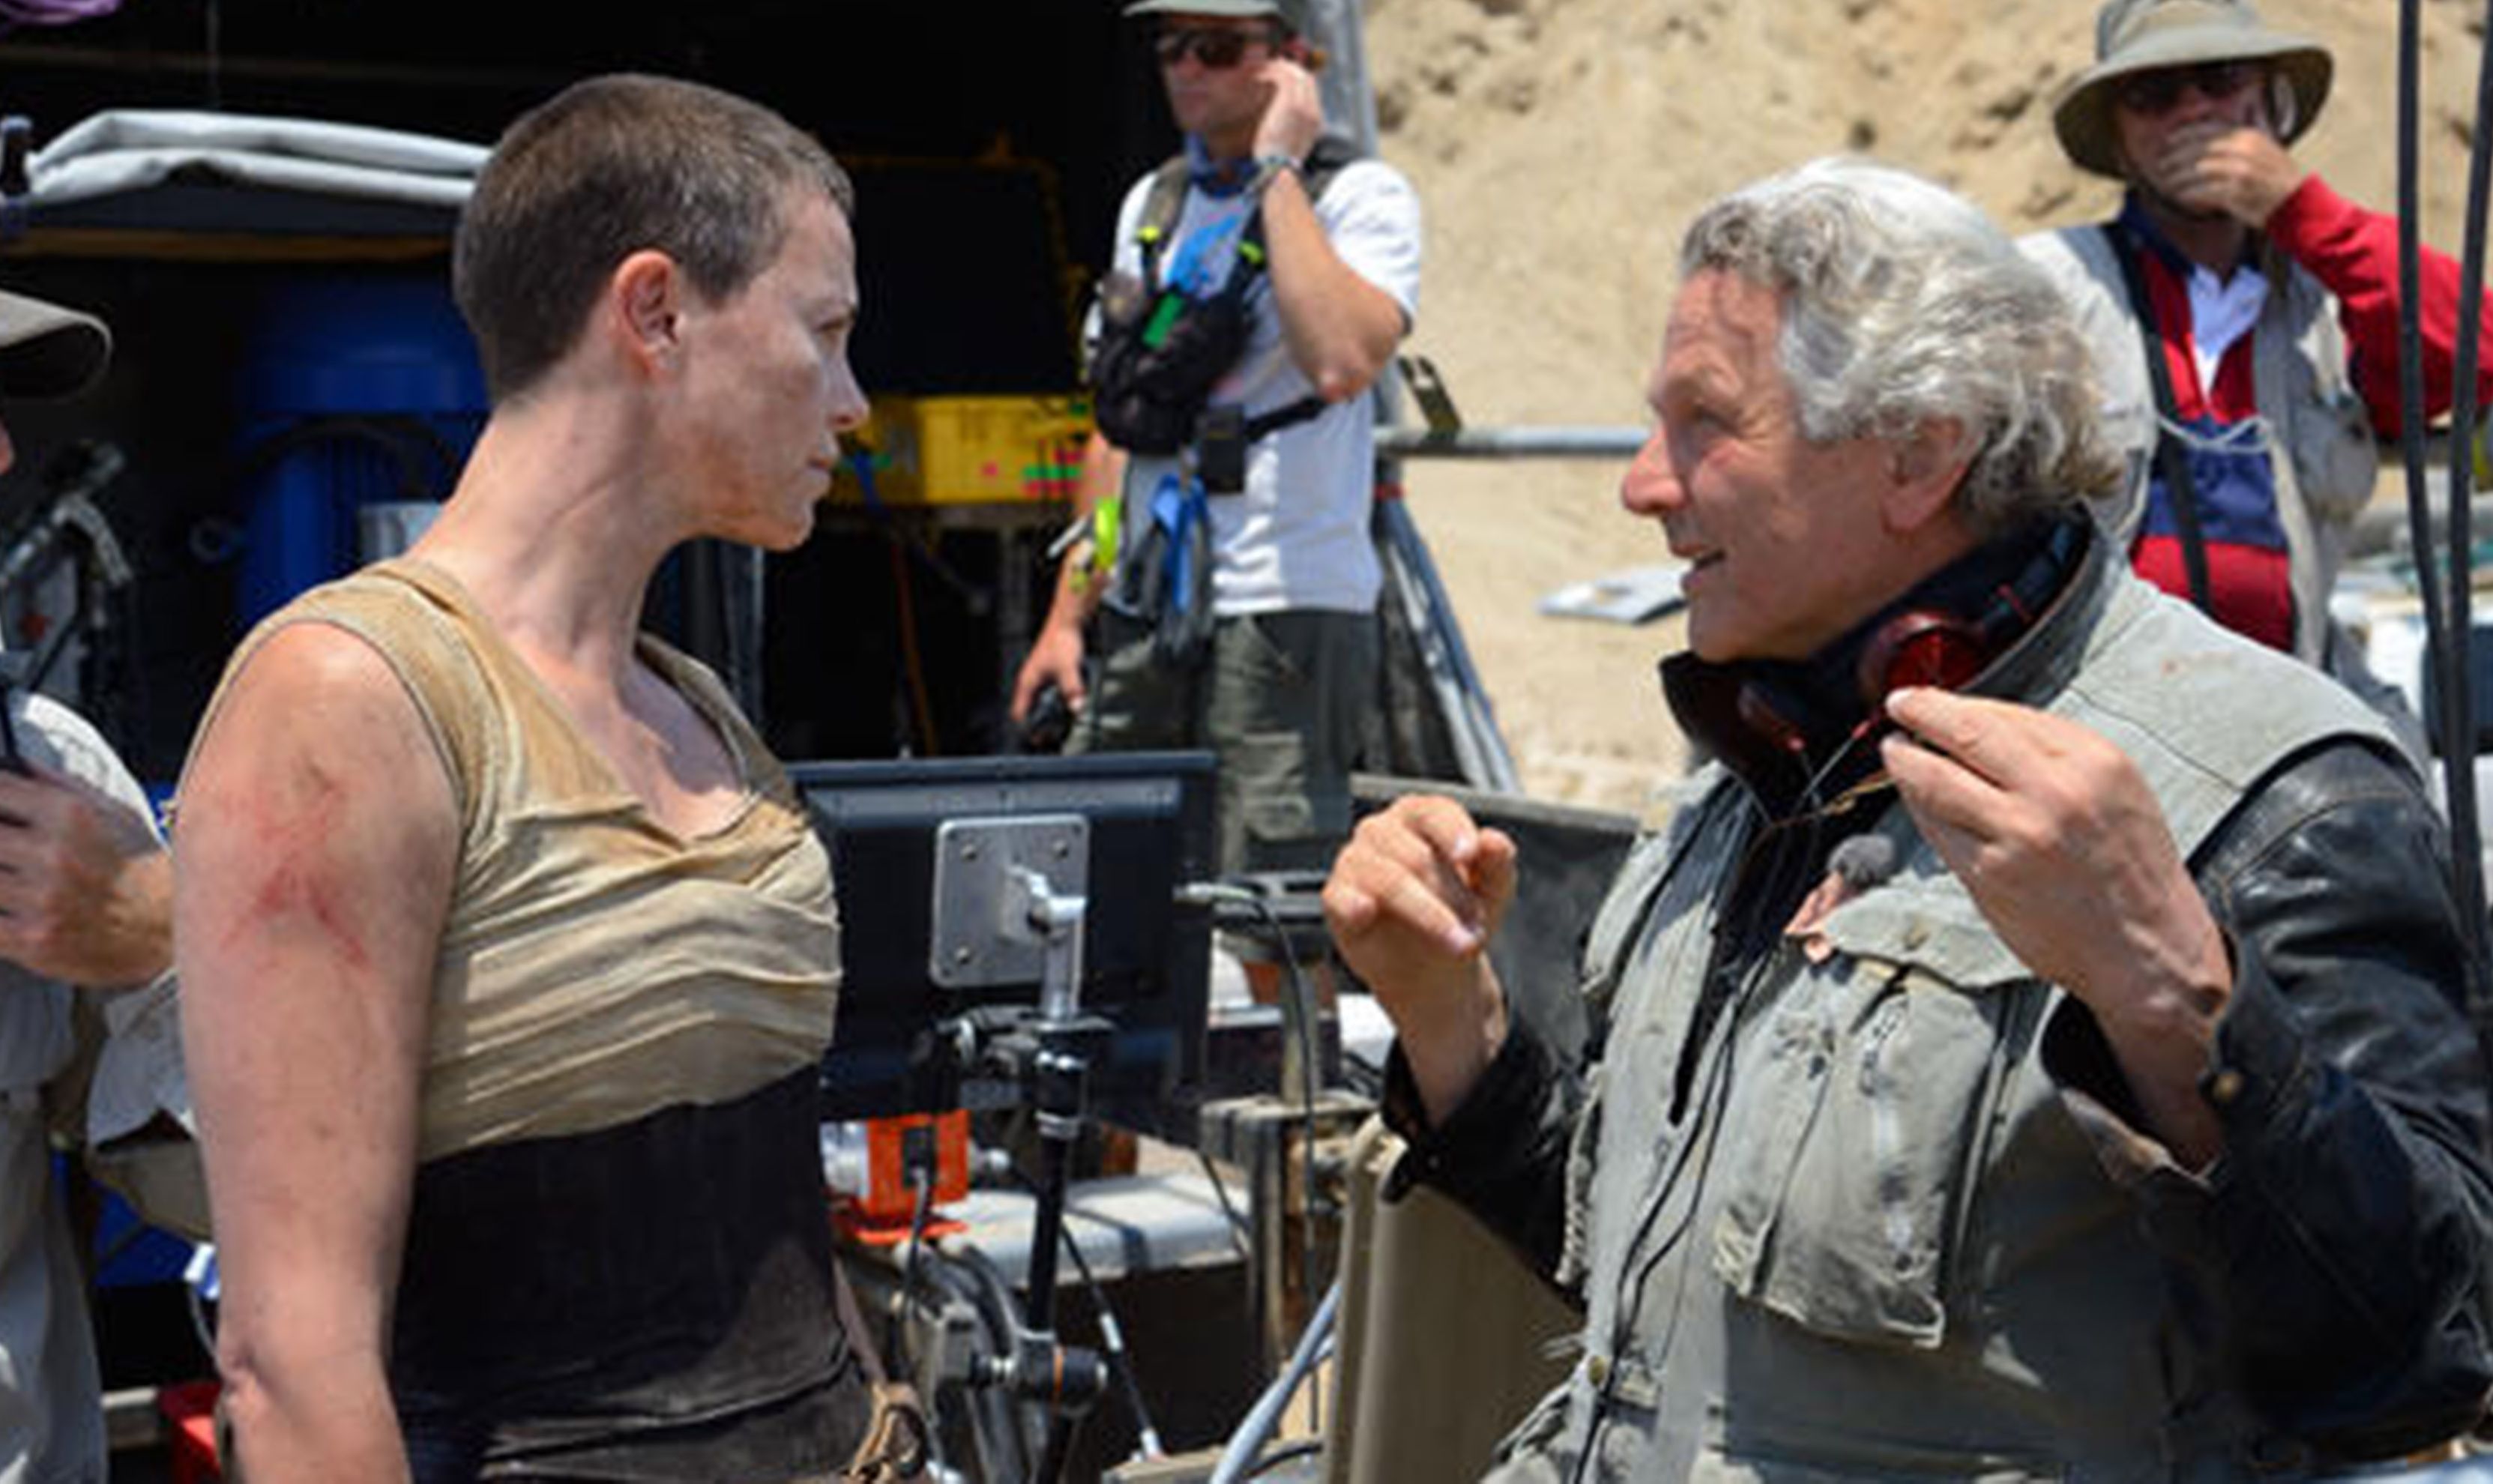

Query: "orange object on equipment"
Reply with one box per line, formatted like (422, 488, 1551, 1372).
(834, 1110, 972, 1245)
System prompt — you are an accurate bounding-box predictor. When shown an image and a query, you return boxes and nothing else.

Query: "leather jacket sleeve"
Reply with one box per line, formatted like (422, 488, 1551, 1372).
(1378, 1014, 1578, 1287)
(2043, 738, 2493, 1459)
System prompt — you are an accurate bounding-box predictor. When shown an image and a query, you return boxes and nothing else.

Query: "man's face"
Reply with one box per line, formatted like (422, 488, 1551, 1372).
(2112, 58, 2274, 205)
(677, 186, 868, 552)
(1618, 271, 1912, 665)
(1153, 13, 1283, 146)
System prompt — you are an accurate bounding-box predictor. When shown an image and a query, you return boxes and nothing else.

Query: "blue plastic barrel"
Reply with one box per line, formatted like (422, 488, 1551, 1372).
(233, 274, 486, 624)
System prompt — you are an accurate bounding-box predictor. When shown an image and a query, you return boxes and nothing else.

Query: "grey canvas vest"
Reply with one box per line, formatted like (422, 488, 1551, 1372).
(1489, 564, 2395, 1484)
(2019, 225, 2378, 668)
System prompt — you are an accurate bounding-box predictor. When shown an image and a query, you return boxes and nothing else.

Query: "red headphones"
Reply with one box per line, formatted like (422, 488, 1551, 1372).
(1726, 517, 2080, 759)
(1734, 607, 1995, 758)
(1857, 609, 1992, 707)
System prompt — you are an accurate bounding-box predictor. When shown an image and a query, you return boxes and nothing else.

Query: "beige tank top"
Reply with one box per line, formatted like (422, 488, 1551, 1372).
(184, 558, 842, 1163)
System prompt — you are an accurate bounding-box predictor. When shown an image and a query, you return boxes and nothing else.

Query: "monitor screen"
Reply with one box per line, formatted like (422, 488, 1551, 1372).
(792, 750, 1217, 1141)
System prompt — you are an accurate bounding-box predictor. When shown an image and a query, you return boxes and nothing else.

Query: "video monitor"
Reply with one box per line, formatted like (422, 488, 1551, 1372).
(792, 750, 1218, 1142)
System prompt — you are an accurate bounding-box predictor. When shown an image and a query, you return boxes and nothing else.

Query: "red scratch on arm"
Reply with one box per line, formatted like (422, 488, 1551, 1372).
(217, 765, 375, 973)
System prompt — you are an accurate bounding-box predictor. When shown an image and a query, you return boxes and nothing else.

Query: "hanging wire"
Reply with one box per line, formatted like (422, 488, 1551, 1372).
(1034, 1183, 1167, 1462)
(1195, 1145, 1256, 1264)
(205, 0, 223, 112)
(2438, 0, 2493, 951)
(2400, 0, 2452, 702)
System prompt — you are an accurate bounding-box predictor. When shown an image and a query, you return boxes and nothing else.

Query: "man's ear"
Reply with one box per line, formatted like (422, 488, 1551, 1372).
(1881, 419, 1974, 534)
(610, 249, 683, 375)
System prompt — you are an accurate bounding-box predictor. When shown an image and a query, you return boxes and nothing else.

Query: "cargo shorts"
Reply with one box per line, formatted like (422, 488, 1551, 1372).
(1074, 605, 1379, 878)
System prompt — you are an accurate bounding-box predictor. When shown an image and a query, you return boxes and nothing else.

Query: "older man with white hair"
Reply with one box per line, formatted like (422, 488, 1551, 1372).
(1329, 157, 2493, 1480)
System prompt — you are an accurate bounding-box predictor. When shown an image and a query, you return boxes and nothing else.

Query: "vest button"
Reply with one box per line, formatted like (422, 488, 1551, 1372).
(2207, 1068, 2246, 1106)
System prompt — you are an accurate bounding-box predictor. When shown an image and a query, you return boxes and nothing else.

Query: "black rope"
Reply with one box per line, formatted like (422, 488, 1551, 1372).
(2438, 0, 2493, 955)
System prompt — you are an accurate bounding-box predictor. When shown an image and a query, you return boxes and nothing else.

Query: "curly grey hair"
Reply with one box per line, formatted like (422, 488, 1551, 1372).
(1679, 157, 2121, 532)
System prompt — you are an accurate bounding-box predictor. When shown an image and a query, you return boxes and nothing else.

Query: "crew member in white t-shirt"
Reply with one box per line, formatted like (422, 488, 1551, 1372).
(1011, 0, 1421, 877)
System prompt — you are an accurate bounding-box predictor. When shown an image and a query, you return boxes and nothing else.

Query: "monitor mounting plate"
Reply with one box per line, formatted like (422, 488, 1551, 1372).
(929, 814, 1090, 991)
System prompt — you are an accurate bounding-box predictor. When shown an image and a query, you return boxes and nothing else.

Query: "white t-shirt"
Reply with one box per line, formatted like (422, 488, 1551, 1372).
(1106, 154, 1423, 617)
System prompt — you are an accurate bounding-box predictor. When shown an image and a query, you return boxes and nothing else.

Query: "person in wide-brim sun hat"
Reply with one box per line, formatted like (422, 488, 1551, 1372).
(2051, 0, 2330, 178)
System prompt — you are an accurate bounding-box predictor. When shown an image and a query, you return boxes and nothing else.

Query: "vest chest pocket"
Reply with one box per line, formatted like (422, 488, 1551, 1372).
(1707, 885, 2031, 1351)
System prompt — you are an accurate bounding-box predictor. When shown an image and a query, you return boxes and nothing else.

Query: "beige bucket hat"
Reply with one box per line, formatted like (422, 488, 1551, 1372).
(0, 288, 112, 401)
(1123, 0, 1303, 27)
(2053, 0, 2332, 178)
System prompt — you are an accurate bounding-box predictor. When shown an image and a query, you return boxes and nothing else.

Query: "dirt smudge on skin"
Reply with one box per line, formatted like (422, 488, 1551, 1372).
(220, 759, 375, 973)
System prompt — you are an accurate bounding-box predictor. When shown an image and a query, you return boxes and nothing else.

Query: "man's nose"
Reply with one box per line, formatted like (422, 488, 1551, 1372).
(2170, 79, 2229, 116)
(828, 364, 869, 435)
(1619, 427, 1680, 515)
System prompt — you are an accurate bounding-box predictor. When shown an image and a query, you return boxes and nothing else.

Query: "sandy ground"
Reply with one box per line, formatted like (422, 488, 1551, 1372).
(1359, 0, 2490, 818)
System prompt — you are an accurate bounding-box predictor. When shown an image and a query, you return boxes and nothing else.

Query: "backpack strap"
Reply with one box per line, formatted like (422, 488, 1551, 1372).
(1139, 133, 1360, 287)
(1297, 133, 1359, 202)
(1241, 393, 1327, 442)
(1238, 134, 1358, 256)
(2099, 223, 2216, 615)
(1121, 136, 1368, 447)
(1228, 135, 1365, 443)
(1134, 154, 1193, 291)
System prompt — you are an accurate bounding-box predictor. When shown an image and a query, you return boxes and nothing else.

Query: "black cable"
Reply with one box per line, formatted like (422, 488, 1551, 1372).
(931, 1247, 1031, 1480)
(186, 1280, 216, 1364)
(922, 1246, 1017, 1477)
(896, 1165, 936, 1364)
(2441, 0, 2493, 951)
(1229, 886, 1328, 1438)
(1242, 1437, 1323, 1478)
(950, 1244, 1025, 1355)
(1034, 1408, 1083, 1484)
(1195, 1144, 1255, 1264)
(925, 1252, 1037, 1480)
(1005, 1163, 1167, 1460)
(2405, 0, 2493, 1096)
(1055, 1213, 1166, 1462)
(105, 566, 146, 767)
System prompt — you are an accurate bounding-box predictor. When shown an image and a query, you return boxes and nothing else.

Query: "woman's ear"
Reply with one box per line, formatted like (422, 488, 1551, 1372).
(610, 249, 683, 374)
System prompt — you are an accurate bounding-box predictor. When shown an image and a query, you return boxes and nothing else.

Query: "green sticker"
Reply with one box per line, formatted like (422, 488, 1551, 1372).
(1142, 293, 1184, 350)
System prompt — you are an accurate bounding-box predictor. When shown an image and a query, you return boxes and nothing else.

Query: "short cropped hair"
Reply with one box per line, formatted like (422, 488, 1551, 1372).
(453, 73, 854, 404)
(1678, 157, 2121, 532)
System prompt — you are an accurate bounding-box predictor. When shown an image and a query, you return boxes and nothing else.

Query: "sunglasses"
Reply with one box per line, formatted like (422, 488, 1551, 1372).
(1154, 25, 1277, 70)
(2114, 60, 2261, 115)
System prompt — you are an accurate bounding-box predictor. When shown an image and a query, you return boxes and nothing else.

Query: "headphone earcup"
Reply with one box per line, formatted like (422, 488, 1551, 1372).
(1857, 610, 1991, 715)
